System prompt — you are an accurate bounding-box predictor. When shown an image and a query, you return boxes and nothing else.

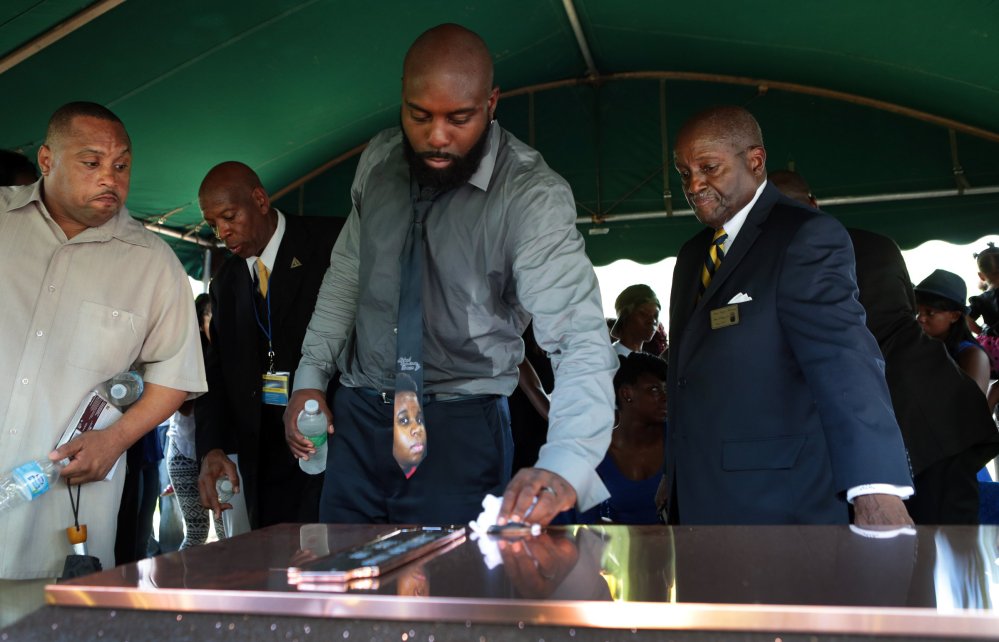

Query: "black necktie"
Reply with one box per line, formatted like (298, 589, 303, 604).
(392, 180, 437, 475)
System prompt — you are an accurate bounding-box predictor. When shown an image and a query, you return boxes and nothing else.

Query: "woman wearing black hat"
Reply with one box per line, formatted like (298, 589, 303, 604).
(915, 269, 991, 394)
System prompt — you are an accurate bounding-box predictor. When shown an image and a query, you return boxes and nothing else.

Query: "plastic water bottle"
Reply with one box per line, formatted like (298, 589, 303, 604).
(107, 371, 143, 408)
(0, 458, 63, 517)
(297, 399, 328, 474)
(216, 478, 235, 504)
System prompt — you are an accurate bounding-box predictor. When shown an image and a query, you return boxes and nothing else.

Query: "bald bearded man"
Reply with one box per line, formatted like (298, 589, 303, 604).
(195, 161, 342, 529)
(665, 106, 913, 526)
(286, 24, 616, 526)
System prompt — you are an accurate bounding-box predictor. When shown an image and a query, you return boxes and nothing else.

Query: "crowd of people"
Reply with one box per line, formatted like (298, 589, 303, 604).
(1, 21, 998, 626)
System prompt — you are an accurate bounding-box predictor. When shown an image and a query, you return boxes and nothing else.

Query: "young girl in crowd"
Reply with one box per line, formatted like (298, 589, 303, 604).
(915, 269, 991, 394)
(609, 284, 661, 358)
(166, 294, 221, 548)
(968, 243, 999, 374)
(967, 243, 999, 416)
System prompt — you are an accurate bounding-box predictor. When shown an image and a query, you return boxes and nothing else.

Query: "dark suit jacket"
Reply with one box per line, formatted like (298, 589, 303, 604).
(666, 182, 912, 524)
(849, 229, 999, 474)
(196, 214, 343, 528)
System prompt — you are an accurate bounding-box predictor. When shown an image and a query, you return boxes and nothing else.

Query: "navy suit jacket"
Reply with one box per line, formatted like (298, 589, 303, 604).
(666, 182, 912, 524)
(196, 214, 342, 528)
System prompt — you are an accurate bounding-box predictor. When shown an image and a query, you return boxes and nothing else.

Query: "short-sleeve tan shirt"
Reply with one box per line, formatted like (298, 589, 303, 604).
(0, 182, 207, 579)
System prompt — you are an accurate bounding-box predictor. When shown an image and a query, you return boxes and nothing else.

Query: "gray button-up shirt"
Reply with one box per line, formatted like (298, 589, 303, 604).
(295, 122, 616, 509)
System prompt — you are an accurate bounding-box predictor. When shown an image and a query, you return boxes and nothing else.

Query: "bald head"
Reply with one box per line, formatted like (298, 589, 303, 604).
(675, 106, 764, 155)
(769, 169, 817, 208)
(673, 105, 767, 228)
(199, 161, 276, 258)
(199, 161, 264, 201)
(403, 23, 494, 95)
(45, 101, 129, 149)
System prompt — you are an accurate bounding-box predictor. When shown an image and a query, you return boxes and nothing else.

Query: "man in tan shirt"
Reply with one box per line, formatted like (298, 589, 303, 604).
(0, 102, 206, 625)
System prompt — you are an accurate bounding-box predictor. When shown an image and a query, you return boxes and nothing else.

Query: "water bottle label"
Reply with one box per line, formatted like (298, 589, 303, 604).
(12, 461, 50, 500)
(306, 434, 328, 448)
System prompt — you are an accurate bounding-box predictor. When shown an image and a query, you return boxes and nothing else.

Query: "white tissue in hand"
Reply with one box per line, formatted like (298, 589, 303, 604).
(468, 493, 502, 534)
(468, 494, 503, 569)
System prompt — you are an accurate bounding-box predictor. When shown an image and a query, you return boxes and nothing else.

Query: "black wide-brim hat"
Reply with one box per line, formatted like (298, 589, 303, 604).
(914, 269, 968, 310)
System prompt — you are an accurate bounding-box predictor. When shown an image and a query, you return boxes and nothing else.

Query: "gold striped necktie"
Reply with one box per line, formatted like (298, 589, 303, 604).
(699, 227, 728, 295)
(256, 258, 270, 298)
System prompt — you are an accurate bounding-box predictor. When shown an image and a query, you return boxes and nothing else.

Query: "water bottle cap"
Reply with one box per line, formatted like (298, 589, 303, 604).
(218, 479, 233, 491)
(304, 399, 320, 413)
(110, 383, 127, 400)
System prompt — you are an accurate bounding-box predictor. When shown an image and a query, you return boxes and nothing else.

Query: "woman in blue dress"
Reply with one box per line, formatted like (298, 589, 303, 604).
(573, 352, 668, 524)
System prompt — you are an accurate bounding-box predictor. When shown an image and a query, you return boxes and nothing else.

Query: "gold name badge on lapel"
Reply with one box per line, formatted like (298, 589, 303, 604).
(710, 304, 740, 330)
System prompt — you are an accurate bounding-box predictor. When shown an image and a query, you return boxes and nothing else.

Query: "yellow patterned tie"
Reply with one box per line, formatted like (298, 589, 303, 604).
(256, 258, 270, 298)
(699, 227, 728, 296)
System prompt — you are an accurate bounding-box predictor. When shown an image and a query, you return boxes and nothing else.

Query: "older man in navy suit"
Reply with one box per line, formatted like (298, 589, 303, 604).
(665, 106, 913, 526)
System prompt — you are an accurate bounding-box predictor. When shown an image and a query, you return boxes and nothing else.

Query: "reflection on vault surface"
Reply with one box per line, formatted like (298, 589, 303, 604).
(46, 524, 999, 637)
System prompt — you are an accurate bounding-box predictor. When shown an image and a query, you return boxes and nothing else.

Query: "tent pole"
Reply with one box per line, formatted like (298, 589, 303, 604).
(0, 0, 127, 76)
(561, 0, 598, 78)
(948, 129, 971, 192)
(577, 185, 999, 225)
(144, 222, 217, 248)
(268, 73, 999, 230)
(593, 84, 602, 215)
(659, 79, 672, 215)
(501, 72, 999, 145)
(271, 142, 368, 202)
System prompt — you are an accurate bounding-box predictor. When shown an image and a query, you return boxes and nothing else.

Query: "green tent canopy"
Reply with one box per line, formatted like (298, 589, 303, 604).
(2, 0, 997, 277)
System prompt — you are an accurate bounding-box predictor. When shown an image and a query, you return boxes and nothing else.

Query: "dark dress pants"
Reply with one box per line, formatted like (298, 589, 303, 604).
(906, 446, 986, 525)
(255, 404, 324, 527)
(319, 386, 512, 525)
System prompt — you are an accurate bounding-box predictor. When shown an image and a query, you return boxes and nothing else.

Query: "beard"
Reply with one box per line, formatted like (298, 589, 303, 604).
(403, 123, 490, 194)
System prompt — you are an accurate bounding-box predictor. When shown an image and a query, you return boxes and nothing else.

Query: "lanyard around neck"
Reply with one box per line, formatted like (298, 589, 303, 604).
(250, 275, 276, 372)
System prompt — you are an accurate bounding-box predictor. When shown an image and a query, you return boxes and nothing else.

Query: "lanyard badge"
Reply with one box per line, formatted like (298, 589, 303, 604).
(251, 274, 290, 406)
(262, 371, 291, 406)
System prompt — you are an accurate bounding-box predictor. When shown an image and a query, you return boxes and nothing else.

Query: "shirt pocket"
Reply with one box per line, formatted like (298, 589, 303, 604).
(721, 434, 806, 471)
(66, 301, 147, 375)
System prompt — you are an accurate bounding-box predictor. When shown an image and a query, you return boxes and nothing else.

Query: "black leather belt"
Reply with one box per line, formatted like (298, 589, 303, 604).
(356, 387, 497, 405)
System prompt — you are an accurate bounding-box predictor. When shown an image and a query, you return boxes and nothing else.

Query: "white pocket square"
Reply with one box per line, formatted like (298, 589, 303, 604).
(727, 292, 753, 304)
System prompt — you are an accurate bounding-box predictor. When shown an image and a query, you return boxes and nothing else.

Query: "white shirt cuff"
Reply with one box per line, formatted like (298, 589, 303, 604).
(849, 524, 917, 539)
(846, 483, 914, 503)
